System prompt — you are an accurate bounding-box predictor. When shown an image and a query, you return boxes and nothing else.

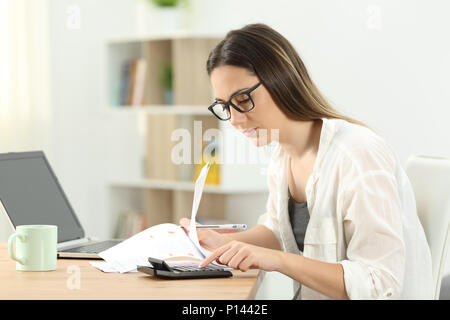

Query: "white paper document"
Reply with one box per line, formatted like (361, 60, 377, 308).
(94, 162, 213, 273)
(90, 258, 209, 273)
(89, 261, 133, 273)
(188, 161, 213, 258)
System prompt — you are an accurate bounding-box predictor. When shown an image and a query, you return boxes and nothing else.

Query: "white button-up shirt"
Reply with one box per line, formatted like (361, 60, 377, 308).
(262, 117, 433, 299)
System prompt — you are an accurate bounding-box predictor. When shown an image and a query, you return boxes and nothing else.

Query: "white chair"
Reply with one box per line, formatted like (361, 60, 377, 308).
(405, 155, 450, 299)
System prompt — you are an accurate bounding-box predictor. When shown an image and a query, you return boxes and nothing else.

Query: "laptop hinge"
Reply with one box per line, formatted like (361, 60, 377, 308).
(57, 238, 92, 249)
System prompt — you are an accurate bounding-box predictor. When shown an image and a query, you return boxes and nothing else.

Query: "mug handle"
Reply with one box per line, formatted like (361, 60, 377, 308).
(8, 233, 27, 265)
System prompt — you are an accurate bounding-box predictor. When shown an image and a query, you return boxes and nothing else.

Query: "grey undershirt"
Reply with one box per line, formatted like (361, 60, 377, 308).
(288, 189, 310, 252)
(288, 188, 310, 300)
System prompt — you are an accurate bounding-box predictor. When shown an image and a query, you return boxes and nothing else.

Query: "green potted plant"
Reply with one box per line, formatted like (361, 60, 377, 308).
(149, 0, 180, 7)
(160, 61, 173, 105)
(145, 0, 189, 32)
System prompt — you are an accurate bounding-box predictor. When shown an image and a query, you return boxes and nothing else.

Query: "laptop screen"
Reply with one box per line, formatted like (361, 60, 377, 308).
(0, 152, 84, 242)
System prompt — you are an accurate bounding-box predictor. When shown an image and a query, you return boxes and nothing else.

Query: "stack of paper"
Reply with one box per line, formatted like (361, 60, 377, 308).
(92, 162, 213, 273)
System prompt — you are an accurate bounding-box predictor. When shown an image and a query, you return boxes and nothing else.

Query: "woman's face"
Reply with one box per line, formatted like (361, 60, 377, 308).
(210, 65, 285, 146)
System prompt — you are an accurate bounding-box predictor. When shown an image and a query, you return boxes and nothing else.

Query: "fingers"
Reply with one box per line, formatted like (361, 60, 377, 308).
(217, 244, 240, 266)
(199, 241, 253, 272)
(179, 218, 190, 228)
(179, 218, 190, 235)
(180, 218, 205, 238)
(227, 247, 248, 270)
(237, 256, 253, 272)
(179, 218, 189, 227)
(179, 218, 201, 233)
(200, 243, 231, 268)
(216, 229, 238, 234)
(225, 245, 254, 271)
(179, 218, 204, 229)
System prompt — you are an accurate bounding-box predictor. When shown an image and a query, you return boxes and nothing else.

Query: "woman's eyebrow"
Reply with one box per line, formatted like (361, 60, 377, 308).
(215, 87, 249, 101)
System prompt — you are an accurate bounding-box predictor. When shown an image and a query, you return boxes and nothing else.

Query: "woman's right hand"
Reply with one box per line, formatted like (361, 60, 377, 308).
(179, 218, 232, 251)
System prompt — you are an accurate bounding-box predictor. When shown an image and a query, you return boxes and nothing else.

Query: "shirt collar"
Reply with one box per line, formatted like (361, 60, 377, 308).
(311, 117, 342, 181)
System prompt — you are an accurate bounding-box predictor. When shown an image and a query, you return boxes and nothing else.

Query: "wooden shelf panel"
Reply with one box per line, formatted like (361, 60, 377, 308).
(107, 105, 211, 115)
(108, 178, 268, 194)
(105, 34, 269, 237)
(106, 36, 221, 107)
(106, 31, 225, 45)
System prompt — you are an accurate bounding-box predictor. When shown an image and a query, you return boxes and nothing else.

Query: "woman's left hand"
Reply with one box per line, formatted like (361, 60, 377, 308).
(199, 240, 283, 272)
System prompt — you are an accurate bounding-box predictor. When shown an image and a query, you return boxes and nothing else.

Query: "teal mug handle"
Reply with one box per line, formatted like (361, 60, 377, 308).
(8, 233, 27, 265)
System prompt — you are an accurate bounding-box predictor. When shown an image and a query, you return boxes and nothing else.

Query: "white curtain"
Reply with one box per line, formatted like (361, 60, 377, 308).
(0, 0, 51, 152)
(0, 0, 52, 240)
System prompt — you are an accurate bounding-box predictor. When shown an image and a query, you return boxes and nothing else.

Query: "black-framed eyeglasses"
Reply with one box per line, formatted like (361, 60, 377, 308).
(208, 81, 264, 121)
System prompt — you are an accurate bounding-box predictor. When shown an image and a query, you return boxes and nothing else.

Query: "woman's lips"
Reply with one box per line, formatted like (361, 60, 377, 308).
(243, 127, 258, 137)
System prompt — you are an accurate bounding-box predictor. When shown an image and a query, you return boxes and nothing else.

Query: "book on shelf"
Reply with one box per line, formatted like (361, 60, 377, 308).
(193, 140, 220, 185)
(118, 58, 147, 107)
(114, 210, 148, 239)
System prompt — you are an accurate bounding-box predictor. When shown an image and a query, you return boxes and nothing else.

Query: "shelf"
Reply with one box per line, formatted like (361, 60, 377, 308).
(104, 34, 269, 236)
(106, 31, 225, 45)
(107, 105, 211, 115)
(107, 36, 221, 106)
(108, 178, 268, 194)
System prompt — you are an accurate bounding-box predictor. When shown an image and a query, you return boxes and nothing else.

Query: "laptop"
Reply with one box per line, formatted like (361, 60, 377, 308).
(0, 151, 122, 259)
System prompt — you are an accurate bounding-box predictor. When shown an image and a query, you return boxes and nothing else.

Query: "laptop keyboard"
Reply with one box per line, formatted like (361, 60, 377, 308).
(60, 240, 122, 253)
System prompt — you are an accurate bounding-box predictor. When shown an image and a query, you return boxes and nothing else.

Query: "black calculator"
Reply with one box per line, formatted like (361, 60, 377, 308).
(137, 257, 233, 279)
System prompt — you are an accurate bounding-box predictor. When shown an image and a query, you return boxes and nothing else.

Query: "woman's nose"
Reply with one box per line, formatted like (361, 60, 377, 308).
(229, 106, 247, 127)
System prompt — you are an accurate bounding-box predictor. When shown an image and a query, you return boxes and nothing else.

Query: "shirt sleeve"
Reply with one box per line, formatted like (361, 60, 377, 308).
(338, 170, 406, 299)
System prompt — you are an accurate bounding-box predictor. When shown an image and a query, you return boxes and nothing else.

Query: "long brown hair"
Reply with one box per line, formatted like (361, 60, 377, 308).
(206, 23, 368, 128)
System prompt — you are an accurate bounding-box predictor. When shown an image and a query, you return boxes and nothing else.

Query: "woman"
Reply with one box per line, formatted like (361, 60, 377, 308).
(180, 23, 433, 300)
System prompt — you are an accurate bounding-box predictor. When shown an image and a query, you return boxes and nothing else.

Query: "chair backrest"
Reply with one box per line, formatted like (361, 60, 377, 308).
(405, 155, 450, 299)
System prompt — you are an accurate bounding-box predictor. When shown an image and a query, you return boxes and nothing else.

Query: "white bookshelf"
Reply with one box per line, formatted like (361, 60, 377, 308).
(103, 32, 270, 238)
(108, 105, 210, 115)
(109, 178, 268, 194)
(106, 30, 226, 44)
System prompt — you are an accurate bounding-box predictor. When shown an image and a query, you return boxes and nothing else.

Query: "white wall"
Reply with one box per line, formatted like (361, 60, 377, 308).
(186, 0, 450, 298)
(44, 0, 449, 299)
(47, 0, 137, 239)
(189, 0, 450, 162)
